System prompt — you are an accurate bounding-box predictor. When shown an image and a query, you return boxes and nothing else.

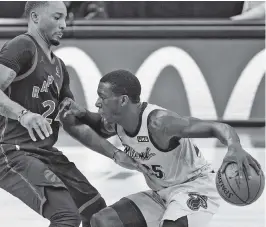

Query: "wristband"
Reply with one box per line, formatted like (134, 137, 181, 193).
(17, 109, 29, 123)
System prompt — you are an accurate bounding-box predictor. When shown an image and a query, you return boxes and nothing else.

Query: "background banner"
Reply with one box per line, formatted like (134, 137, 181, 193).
(53, 39, 265, 122)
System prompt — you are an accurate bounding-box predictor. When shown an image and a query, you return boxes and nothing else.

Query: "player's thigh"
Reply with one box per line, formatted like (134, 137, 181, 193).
(48, 154, 106, 214)
(161, 172, 220, 224)
(0, 150, 67, 216)
(91, 191, 165, 227)
(161, 190, 218, 227)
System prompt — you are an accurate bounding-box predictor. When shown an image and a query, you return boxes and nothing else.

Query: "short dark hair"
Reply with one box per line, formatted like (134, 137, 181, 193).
(100, 70, 141, 103)
(24, 1, 49, 18)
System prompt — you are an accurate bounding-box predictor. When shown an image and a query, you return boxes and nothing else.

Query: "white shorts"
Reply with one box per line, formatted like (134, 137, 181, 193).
(126, 171, 221, 227)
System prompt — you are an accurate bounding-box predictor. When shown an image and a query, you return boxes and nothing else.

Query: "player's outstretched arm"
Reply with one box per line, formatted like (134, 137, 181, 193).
(60, 111, 116, 159)
(151, 109, 261, 180)
(59, 111, 150, 173)
(59, 97, 116, 138)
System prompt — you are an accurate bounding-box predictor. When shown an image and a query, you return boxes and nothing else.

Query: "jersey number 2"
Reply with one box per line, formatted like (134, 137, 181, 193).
(42, 100, 60, 124)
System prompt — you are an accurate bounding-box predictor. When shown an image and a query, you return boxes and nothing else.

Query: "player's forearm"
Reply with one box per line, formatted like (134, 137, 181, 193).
(79, 109, 102, 132)
(0, 89, 25, 120)
(63, 122, 117, 159)
(79, 109, 101, 125)
(79, 109, 114, 138)
(178, 119, 241, 147)
(211, 122, 241, 147)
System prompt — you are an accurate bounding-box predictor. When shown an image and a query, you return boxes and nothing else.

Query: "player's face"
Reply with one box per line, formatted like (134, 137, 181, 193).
(96, 82, 123, 123)
(38, 1, 67, 46)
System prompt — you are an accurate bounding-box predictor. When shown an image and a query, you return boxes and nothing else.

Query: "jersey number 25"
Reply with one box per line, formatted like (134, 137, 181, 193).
(143, 164, 165, 179)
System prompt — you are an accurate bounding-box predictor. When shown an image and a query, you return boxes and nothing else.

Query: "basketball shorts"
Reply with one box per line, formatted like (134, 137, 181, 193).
(112, 171, 221, 227)
(0, 144, 102, 216)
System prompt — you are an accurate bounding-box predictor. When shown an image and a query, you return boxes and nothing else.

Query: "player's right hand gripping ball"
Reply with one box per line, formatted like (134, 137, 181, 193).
(215, 163, 265, 206)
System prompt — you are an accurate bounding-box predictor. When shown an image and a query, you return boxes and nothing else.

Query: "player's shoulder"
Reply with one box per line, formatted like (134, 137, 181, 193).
(147, 106, 187, 132)
(147, 108, 169, 130)
(7, 34, 35, 48)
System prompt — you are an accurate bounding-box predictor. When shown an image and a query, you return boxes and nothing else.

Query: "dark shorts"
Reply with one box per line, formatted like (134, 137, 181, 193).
(0, 144, 101, 216)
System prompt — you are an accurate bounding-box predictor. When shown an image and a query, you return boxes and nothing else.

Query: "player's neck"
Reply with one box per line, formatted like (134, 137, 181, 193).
(28, 29, 53, 61)
(119, 102, 143, 134)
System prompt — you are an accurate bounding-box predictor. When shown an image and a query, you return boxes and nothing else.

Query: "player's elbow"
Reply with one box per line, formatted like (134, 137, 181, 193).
(212, 122, 233, 133)
(211, 122, 240, 145)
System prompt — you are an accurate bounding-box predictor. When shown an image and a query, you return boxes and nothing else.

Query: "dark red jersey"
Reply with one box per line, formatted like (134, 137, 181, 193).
(0, 34, 73, 153)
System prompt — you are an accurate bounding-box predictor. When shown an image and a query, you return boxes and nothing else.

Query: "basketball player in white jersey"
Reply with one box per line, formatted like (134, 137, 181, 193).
(59, 70, 261, 227)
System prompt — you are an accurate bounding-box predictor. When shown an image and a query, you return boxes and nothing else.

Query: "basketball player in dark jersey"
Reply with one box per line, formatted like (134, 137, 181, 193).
(0, 2, 141, 227)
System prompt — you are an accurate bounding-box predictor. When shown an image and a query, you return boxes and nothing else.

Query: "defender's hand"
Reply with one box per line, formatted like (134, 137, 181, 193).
(59, 98, 86, 119)
(20, 112, 53, 141)
(113, 150, 157, 178)
(113, 149, 139, 170)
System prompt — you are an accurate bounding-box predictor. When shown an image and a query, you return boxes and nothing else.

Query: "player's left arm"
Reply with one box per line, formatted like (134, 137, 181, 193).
(59, 111, 152, 174)
(151, 109, 261, 179)
(59, 98, 116, 139)
(76, 108, 116, 139)
(59, 111, 117, 159)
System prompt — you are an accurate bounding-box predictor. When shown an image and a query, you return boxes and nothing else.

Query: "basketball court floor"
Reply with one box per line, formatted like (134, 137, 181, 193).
(0, 128, 265, 227)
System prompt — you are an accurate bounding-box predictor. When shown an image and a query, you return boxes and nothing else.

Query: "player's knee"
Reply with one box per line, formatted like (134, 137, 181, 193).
(90, 208, 113, 227)
(50, 209, 81, 227)
(43, 187, 81, 227)
(90, 211, 106, 227)
(80, 196, 106, 227)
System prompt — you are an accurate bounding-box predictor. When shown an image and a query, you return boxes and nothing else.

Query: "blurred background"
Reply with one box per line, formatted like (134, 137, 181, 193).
(0, 1, 265, 227)
(0, 1, 264, 20)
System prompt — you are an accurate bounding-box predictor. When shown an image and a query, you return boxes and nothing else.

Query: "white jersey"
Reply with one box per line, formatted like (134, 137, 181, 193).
(116, 103, 212, 191)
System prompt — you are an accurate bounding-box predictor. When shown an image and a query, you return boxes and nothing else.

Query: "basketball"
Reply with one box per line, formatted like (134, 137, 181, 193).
(216, 163, 265, 206)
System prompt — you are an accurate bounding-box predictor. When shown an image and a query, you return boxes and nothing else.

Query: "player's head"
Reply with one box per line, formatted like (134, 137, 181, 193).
(24, 1, 67, 46)
(96, 70, 141, 123)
